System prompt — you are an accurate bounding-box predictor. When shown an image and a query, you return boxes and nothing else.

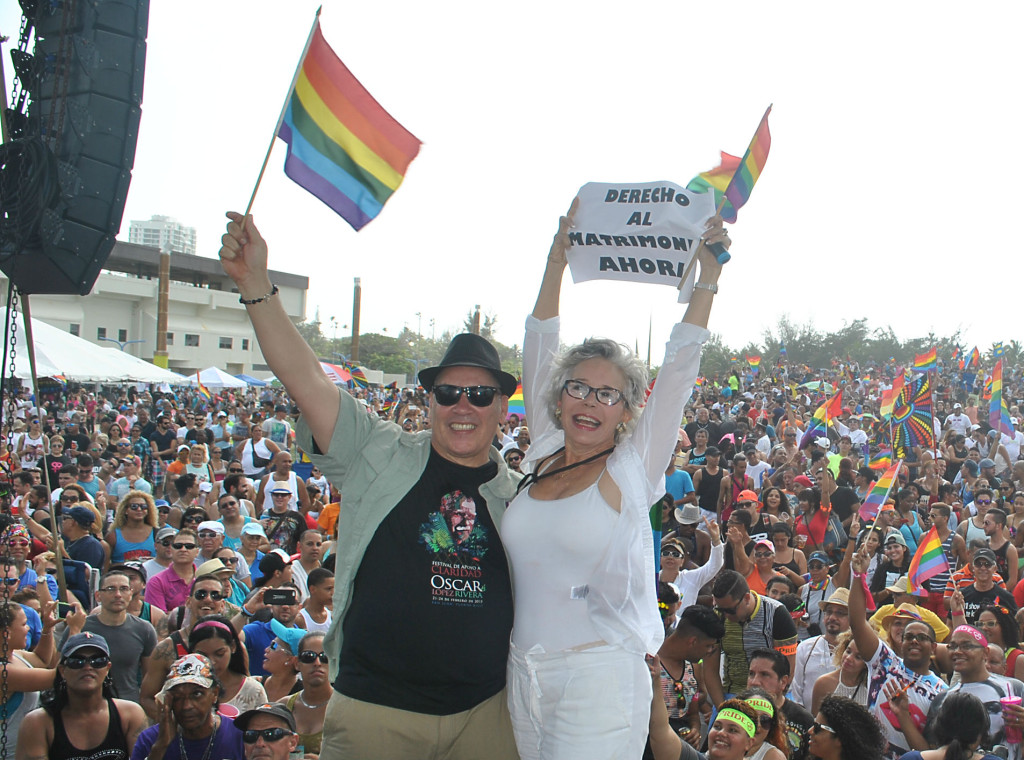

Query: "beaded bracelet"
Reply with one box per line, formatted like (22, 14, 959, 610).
(239, 284, 279, 305)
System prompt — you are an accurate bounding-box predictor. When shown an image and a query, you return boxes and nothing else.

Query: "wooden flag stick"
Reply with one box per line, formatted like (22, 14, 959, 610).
(244, 6, 323, 217)
(677, 196, 728, 291)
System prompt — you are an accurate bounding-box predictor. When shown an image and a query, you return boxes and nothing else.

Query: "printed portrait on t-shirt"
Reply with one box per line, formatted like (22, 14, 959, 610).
(419, 490, 489, 560)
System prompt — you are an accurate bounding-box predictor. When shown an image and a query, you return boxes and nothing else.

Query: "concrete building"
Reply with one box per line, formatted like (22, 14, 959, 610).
(128, 215, 198, 256)
(0, 241, 308, 378)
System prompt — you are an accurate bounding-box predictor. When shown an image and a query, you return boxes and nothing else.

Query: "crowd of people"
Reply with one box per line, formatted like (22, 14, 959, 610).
(0, 203, 1018, 760)
(0, 375, 340, 759)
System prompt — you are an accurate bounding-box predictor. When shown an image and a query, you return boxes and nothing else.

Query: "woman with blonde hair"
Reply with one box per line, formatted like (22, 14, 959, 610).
(810, 630, 868, 715)
(106, 490, 159, 564)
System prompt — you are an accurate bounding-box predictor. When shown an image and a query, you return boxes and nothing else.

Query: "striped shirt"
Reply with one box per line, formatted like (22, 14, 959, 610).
(720, 594, 798, 694)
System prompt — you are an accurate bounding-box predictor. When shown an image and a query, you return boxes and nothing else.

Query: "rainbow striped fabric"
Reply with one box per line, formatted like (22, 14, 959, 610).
(799, 390, 843, 449)
(859, 461, 901, 520)
(507, 383, 525, 419)
(277, 22, 422, 230)
(686, 151, 741, 220)
(990, 359, 1014, 436)
(196, 373, 212, 401)
(722, 106, 773, 223)
(892, 373, 934, 458)
(912, 347, 936, 372)
(879, 374, 905, 419)
(746, 355, 761, 373)
(907, 525, 949, 594)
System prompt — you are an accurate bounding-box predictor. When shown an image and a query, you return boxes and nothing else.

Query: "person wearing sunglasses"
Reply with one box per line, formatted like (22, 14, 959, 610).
(734, 688, 788, 760)
(804, 695, 885, 760)
(954, 547, 1018, 627)
(849, 543, 947, 758)
(234, 702, 300, 760)
(107, 490, 159, 565)
(134, 653, 245, 760)
(278, 632, 329, 757)
(498, 206, 727, 759)
(145, 528, 201, 614)
(221, 213, 523, 759)
(18, 632, 148, 760)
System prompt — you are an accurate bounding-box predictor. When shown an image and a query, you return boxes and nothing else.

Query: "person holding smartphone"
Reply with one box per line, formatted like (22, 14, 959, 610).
(241, 581, 302, 678)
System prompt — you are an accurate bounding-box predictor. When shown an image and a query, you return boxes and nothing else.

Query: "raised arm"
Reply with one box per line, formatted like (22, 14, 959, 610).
(532, 198, 577, 321)
(220, 213, 339, 452)
(848, 544, 881, 661)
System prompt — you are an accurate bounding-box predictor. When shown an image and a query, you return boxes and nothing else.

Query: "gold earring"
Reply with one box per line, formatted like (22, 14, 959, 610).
(554, 407, 562, 421)
(616, 422, 627, 435)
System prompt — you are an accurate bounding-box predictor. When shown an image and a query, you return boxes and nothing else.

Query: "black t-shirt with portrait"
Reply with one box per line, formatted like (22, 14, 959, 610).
(336, 448, 513, 715)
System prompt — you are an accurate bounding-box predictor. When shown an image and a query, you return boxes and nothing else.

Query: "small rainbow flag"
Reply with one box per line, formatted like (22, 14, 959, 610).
(507, 383, 525, 419)
(686, 105, 772, 224)
(879, 374, 905, 419)
(799, 390, 843, 449)
(276, 14, 422, 230)
(990, 359, 1014, 436)
(860, 460, 901, 521)
(868, 448, 892, 471)
(907, 525, 950, 594)
(912, 347, 937, 372)
(746, 355, 761, 373)
(196, 373, 212, 401)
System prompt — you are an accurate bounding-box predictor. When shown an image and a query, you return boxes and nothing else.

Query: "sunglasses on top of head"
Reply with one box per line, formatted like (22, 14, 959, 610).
(432, 385, 499, 408)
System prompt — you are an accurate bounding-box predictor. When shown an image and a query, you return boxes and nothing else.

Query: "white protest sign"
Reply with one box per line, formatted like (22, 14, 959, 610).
(566, 181, 715, 295)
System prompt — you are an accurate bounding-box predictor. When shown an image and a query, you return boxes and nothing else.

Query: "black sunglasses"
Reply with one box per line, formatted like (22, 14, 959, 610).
(172, 542, 197, 550)
(192, 589, 224, 601)
(242, 728, 293, 744)
(432, 385, 499, 408)
(298, 650, 329, 665)
(63, 654, 110, 670)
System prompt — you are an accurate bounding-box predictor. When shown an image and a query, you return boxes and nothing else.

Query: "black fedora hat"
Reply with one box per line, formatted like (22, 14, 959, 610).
(418, 334, 518, 397)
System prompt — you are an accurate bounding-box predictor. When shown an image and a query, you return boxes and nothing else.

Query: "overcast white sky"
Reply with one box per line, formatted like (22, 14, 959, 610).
(4, 2, 1023, 360)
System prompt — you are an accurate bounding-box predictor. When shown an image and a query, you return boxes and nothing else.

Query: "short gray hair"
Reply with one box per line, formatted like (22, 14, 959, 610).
(543, 338, 649, 442)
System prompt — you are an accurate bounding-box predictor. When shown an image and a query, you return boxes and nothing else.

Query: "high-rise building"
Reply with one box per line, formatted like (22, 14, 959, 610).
(128, 215, 197, 255)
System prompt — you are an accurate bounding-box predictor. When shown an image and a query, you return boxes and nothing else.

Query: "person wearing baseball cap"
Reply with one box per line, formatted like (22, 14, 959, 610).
(135, 653, 244, 759)
(18, 633, 148, 760)
(235, 703, 299, 760)
(959, 546, 1017, 626)
(800, 551, 838, 636)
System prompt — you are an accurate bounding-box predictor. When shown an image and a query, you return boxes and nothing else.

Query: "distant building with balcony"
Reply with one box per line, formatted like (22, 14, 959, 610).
(0, 241, 308, 378)
(128, 215, 197, 256)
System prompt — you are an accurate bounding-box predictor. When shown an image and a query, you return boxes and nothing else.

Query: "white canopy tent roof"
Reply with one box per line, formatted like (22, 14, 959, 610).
(0, 309, 187, 383)
(190, 367, 247, 388)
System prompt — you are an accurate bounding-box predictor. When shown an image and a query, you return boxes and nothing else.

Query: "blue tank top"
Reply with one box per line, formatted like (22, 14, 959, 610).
(111, 528, 156, 563)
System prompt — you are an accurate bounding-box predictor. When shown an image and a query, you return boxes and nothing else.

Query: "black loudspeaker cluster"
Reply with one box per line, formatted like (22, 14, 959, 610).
(0, 0, 150, 295)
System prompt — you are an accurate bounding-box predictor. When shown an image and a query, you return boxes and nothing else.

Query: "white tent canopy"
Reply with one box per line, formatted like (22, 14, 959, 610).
(190, 367, 247, 388)
(0, 309, 186, 383)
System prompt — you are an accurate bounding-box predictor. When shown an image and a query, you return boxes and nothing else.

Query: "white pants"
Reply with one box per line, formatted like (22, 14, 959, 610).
(506, 640, 652, 760)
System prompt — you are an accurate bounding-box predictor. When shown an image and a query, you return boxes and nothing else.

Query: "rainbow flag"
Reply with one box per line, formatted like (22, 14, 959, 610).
(990, 359, 1014, 436)
(779, 342, 787, 356)
(799, 390, 844, 449)
(196, 373, 212, 401)
(276, 16, 422, 230)
(970, 346, 981, 368)
(879, 374, 905, 419)
(951, 346, 962, 362)
(907, 525, 950, 594)
(860, 461, 901, 520)
(746, 355, 761, 373)
(507, 383, 525, 419)
(686, 151, 741, 221)
(912, 347, 937, 372)
(350, 366, 369, 389)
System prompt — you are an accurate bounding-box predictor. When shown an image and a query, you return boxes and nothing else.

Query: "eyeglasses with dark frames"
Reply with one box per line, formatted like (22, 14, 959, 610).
(191, 589, 224, 601)
(242, 728, 294, 744)
(62, 654, 110, 670)
(562, 379, 624, 406)
(297, 650, 329, 664)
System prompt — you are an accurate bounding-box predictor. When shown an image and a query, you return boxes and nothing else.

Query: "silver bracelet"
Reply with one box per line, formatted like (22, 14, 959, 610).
(693, 281, 719, 294)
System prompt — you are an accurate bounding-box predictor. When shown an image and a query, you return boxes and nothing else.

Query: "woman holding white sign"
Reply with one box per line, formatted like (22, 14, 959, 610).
(502, 199, 728, 759)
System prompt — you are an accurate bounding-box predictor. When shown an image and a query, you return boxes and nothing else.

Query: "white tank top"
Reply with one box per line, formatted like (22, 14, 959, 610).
(299, 607, 332, 632)
(261, 470, 299, 512)
(501, 476, 617, 652)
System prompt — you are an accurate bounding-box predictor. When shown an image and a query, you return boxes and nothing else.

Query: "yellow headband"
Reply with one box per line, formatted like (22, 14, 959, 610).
(718, 708, 756, 738)
(745, 697, 774, 717)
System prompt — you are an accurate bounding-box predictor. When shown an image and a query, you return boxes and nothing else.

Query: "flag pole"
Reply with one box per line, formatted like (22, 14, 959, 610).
(677, 196, 727, 291)
(244, 6, 323, 217)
